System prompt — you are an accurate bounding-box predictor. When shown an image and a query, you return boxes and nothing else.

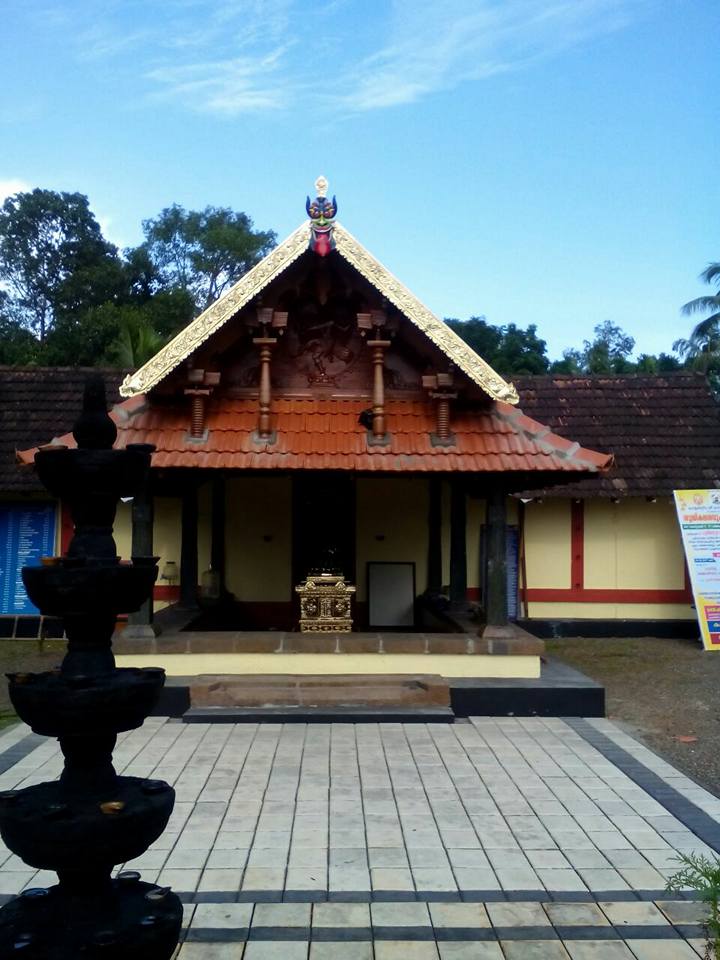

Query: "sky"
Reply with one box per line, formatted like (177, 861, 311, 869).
(0, 0, 717, 361)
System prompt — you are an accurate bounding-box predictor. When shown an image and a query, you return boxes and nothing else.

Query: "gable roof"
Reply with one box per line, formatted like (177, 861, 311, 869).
(119, 221, 520, 405)
(514, 372, 720, 498)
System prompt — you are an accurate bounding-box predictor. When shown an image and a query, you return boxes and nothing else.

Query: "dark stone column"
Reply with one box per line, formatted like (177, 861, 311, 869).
(426, 477, 442, 593)
(449, 480, 467, 604)
(210, 474, 227, 598)
(485, 489, 508, 626)
(180, 484, 199, 609)
(125, 482, 156, 638)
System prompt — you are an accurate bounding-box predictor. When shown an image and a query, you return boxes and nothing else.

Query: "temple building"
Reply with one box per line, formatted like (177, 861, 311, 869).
(3, 180, 718, 703)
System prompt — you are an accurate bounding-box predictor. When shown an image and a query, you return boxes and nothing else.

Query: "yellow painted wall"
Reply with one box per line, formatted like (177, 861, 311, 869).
(112, 496, 183, 611)
(524, 500, 572, 589)
(225, 476, 292, 601)
(528, 601, 694, 620)
(356, 478, 429, 601)
(114, 501, 132, 560)
(526, 497, 694, 621)
(584, 499, 685, 589)
(116, 652, 541, 679)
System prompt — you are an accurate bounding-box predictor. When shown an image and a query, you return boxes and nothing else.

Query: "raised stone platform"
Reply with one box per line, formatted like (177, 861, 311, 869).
(114, 630, 544, 657)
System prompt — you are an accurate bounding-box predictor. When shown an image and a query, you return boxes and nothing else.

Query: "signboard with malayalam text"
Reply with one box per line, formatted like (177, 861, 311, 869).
(0, 503, 57, 616)
(673, 489, 720, 651)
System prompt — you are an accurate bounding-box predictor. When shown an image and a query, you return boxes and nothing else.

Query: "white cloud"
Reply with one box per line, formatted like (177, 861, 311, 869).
(0, 179, 31, 203)
(42, 0, 646, 116)
(146, 46, 293, 115)
(335, 0, 644, 111)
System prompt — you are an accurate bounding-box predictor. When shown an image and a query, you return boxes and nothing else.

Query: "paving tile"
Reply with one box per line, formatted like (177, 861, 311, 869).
(190, 903, 253, 932)
(312, 902, 371, 928)
(544, 903, 611, 927)
(244, 944, 309, 959)
(428, 902, 491, 929)
(198, 868, 243, 891)
(599, 901, 669, 926)
(252, 903, 312, 930)
(564, 940, 636, 958)
(500, 941, 571, 959)
(178, 945, 245, 959)
(625, 941, 699, 959)
(655, 901, 707, 925)
(372, 902, 432, 927)
(374, 943, 440, 959)
(371, 867, 415, 891)
(486, 902, 551, 927)
(309, 945, 372, 960)
(436, 946, 504, 959)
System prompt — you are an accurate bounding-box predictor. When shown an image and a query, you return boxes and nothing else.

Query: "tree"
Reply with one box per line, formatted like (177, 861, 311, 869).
(137, 205, 276, 313)
(446, 316, 549, 374)
(580, 321, 636, 374)
(674, 263, 720, 373)
(0, 189, 126, 341)
(635, 352, 682, 374)
(0, 292, 39, 364)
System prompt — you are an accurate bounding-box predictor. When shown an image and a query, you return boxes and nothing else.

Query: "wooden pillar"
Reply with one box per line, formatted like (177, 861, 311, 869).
(210, 474, 227, 598)
(253, 336, 277, 439)
(427, 477, 442, 593)
(449, 480, 467, 604)
(485, 488, 508, 626)
(180, 484, 199, 609)
(126, 482, 155, 637)
(368, 339, 390, 439)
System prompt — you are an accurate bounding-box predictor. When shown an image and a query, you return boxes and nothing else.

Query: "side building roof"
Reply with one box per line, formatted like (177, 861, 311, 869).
(514, 372, 720, 498)
(0, 367, 126, 494)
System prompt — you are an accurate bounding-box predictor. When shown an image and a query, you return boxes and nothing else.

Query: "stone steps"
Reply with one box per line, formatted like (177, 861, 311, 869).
(183, 705, 455, 723)
(182, 672, 453, 723)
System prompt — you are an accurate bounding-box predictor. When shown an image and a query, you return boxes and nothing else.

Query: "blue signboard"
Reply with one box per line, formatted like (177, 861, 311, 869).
(0, 503, 57, 615)
(506, 526, 519, 619)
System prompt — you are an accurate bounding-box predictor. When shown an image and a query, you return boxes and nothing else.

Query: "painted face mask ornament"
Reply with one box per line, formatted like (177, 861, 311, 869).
(306, 175, 337, 257)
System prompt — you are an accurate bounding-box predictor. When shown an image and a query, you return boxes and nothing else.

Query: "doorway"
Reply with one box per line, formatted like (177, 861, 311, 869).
(292, 473, 355, 586)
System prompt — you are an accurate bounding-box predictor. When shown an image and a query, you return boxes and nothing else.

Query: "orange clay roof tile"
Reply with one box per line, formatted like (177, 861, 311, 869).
(17, 396, 611, 475)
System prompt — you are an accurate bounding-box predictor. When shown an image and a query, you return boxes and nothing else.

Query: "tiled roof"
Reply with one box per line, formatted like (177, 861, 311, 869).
(0, 367, 126, 493)
(17, 395, 611, 476)
(12, 368, 716, 494)
(513, 372, 720, 497)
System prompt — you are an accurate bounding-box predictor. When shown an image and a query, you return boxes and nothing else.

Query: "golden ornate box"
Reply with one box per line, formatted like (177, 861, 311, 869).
(295, 573, 356, 633)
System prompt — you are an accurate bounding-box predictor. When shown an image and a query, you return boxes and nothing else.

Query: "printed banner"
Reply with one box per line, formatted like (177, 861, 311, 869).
(673, 489, 720, 651)
(0, 503, 56, 616)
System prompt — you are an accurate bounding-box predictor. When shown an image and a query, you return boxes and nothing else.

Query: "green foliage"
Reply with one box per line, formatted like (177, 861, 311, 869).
(580, 320, 636, 374)
(446, 316, 550, 375)
(137, 204, 276, 312)
(666, 852, 720, 957)
(0, 188, 125, 341)
(674, 263, 720, 381)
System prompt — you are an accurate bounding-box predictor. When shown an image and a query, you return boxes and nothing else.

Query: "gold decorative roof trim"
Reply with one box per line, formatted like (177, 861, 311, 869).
(120, 222, 312, 397)
(121, 219, 519, 404)
(333, 224, 518, 404)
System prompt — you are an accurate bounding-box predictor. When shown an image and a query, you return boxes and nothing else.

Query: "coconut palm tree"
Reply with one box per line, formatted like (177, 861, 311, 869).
(674, 263, 720, 372)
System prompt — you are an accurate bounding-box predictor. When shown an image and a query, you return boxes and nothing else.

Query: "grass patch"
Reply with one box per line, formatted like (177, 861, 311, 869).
(0, 710, 18, 730)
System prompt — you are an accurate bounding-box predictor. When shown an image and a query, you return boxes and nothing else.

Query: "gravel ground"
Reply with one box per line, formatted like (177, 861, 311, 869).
(547, 635, 720, 797)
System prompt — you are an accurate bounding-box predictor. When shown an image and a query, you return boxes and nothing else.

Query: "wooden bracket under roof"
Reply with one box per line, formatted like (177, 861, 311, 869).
(120, 220, 519, 405)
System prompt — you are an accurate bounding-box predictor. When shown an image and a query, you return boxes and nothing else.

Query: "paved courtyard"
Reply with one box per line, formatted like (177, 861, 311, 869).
(0, 716, 718, 958)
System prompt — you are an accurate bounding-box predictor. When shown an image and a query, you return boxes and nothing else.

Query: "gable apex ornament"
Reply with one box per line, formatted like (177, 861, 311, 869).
(120, 182, 518, 404)
(306, 175, 337, 257)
